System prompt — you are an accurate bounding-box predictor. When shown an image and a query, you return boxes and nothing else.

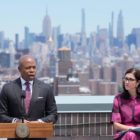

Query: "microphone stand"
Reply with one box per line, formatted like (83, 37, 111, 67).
(21, 90, 26, 123)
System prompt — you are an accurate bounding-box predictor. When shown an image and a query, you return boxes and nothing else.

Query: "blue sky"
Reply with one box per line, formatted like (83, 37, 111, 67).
(0, 0, 140, 40)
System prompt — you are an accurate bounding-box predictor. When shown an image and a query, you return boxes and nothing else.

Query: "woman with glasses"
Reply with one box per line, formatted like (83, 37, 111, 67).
(111, 68, 140, 140)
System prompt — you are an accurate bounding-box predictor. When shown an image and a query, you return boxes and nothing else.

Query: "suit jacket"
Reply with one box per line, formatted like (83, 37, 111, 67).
(0, 78, 58, 123)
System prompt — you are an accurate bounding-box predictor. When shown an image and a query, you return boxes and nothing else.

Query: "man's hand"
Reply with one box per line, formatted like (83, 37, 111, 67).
(30, 120, 44, 123)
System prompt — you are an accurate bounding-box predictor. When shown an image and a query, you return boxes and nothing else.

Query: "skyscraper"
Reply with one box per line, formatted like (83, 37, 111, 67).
(15, 33, 19, 50)
(42, 9, 52, 41)
(58, 47, 73, 75)
(0, 31, 4, 49)
(81, 8, 86, 34)
(109, 12, 114, 47)
(24, 26, 29, 49)
(80, 8, 87, 50)
(117, 10, 124, 43)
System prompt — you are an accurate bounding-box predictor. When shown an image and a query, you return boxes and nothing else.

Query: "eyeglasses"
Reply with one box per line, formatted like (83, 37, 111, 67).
(123, 77, 136, 82)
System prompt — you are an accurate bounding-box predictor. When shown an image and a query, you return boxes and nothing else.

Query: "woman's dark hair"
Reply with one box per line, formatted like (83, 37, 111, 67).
(122, 68, 140, 99)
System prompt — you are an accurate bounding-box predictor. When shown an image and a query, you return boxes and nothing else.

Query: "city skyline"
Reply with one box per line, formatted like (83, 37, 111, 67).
(0, 0, 140, 40)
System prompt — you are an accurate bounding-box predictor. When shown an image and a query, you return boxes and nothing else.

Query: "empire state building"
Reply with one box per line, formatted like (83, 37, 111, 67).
(42, 10, 52, 41)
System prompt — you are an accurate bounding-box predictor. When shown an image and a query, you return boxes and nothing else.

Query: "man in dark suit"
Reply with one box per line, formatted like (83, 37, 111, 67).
(0, 55, 58, 139)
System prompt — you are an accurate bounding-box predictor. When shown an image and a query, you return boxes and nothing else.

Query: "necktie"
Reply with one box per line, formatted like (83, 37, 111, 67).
(24, 81, 31, 113)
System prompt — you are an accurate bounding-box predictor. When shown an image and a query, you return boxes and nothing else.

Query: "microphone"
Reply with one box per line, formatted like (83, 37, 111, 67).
(21, 90, 26, 123)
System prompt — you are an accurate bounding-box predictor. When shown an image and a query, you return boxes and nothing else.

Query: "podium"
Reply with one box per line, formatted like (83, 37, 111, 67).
(0, 123, 53, 138)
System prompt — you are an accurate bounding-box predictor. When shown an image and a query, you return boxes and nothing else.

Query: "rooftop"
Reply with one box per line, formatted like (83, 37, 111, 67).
(55, 96, 114, 113)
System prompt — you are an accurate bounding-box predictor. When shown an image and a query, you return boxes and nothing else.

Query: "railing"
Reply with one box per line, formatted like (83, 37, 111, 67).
(53, 112, 114, 139)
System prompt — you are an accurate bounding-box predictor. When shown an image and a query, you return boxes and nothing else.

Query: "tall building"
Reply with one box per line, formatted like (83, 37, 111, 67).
(80, 8, 87, 52)
(15, 33, 19, 50)
(42, 9, 52, 41)
(49, 52, 56, 78)
(131, 28, 140, 48)
(109, 12, 114, 46)
(111, 11, 114, 38)
(9, 41, 16, 67)
(58, 46, 73, 75)
(102, 65, 112, 82)
(24, 27, 36, 50)
(89, 79, 103, 95)
(99, 81, 118, 95)
(97, 28, 109, 56)
(116, 10, 124, 44)
(0, 52, 10, 67)
(0, 31, 5, 49)
(24, 26, 30, 49)
(52, 26, 61, 50)
(81, 8, 86, 34)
